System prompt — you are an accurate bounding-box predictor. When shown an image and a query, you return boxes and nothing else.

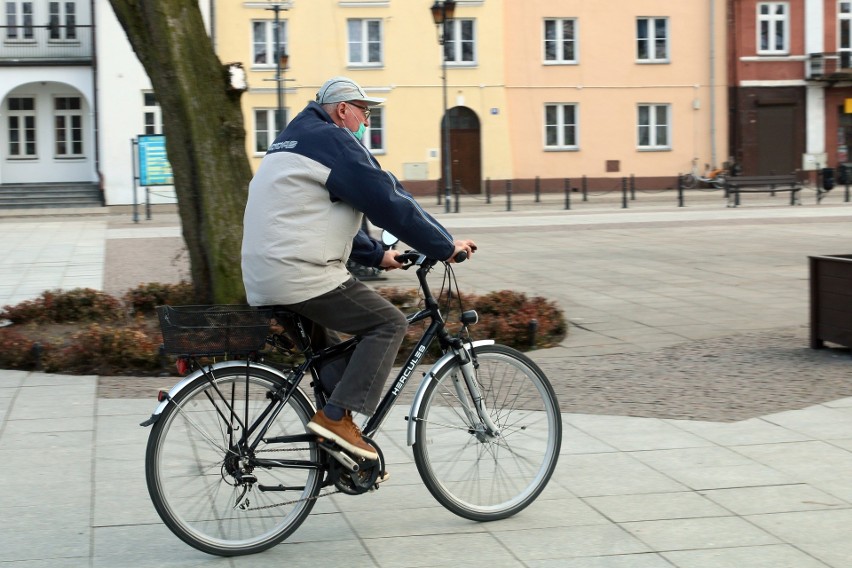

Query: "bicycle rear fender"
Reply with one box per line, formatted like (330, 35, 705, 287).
(406, 339, 495, 446)
(139, 360, 302, 427)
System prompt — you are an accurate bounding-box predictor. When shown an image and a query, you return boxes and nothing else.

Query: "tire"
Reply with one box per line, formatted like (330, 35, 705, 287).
(681, 173, 698, 189)
(412, 344, 562, 521)
(145, 366, 322, 556)
(711, 174, 727, 189)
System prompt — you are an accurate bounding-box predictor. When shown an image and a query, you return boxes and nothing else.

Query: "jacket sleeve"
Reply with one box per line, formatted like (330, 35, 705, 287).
(349, 229, 385, 267)
(325, 141, 456, 261)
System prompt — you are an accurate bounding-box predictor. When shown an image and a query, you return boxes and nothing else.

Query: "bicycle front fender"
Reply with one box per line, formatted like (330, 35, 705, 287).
(139, 360, 298, 427)
(406, 339, 495, 446)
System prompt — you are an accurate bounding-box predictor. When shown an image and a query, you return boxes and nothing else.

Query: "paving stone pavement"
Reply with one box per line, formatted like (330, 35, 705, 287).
(2, 190, 852, 566)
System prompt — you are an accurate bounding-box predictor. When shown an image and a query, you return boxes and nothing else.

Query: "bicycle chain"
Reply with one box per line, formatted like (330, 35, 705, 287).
(238, 446, 340, 511)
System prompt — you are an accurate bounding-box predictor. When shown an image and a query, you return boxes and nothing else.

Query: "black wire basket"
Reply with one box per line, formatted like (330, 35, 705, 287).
(156, 305, 273, 356)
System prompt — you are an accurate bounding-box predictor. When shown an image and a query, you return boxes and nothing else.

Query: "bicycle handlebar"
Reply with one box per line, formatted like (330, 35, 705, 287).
(394, 249, 467, 268)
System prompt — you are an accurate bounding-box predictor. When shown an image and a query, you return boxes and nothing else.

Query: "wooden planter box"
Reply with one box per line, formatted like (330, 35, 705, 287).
(810, 254, 852, 349)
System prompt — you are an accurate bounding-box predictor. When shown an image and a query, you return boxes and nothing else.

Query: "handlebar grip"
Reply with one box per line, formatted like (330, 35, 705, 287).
(454, 250, 468, 263)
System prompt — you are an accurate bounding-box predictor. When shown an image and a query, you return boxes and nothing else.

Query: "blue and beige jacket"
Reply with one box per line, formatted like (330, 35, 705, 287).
(242, 101, 455, 305)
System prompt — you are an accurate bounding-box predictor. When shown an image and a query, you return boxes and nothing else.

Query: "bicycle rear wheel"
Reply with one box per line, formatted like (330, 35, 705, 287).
(145, 366, 322, 556)
(412, 344, 561, 521)
(681, 173, 699, 189)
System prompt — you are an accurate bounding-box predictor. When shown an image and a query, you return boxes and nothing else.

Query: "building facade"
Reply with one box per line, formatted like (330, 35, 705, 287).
(1, 0, 729, 207)
(729, 0, 852, 180)
(0, 0, 98, 191)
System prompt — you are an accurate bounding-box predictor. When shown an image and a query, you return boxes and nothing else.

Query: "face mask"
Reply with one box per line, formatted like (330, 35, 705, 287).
(350, 122, 366, 141)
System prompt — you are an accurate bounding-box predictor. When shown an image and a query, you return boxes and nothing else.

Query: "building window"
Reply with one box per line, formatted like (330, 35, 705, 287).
(48, 1, 77, 40)
(143, 92, 162, 135)
(444, 19, 476, 65)
(252, 20, 286, 66)
(840, 1, 852, 67)
(543, 18, 576, 63)
(364, 107, 384, 153)
(347, 19, 382, 66)
(5, 1, 34, 40)
(637, 104, 670, 149)
(544, 103, 578, 149)
(637, 17, 668, 62)
(757, 2, 789, 54)
(254, 108, 285, 154)
(7, 96, 36, 158)
(55, 96, 83, 157)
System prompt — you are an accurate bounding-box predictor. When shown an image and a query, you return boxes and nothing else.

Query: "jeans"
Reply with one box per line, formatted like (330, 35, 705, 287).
(285, 277, 408, 416)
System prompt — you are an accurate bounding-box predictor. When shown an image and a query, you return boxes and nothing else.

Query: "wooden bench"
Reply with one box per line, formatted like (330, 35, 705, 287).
(724, 175, 802, 207)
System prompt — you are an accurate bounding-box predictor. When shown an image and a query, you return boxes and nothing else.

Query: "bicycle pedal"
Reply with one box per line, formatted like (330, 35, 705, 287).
(318, 440, 361, 472)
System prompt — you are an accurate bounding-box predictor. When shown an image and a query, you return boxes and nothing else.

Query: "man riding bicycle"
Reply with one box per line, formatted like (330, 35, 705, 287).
(241, 76, 476, 461)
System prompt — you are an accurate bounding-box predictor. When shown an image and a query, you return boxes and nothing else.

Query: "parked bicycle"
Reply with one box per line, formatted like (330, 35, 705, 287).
(141, 237, 562, 556)
(681, 158, 727, 189)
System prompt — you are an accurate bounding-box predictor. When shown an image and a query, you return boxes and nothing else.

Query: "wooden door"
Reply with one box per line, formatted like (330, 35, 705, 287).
(756, 105, 796, 175)
(442, 107, 481, 194)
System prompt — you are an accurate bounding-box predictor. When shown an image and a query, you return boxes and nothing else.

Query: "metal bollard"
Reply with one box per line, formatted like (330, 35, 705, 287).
(564, 178, 571, 210)
(630, 174, 636, 200)
(437, 179, 442, 205)
(582, 175, 588, 201)
(677, 174, 685, 207)
(621, 177, 628, 208)
(534, 176, 541, 203)
(146, 187, 152, 220)
(486, 177, 491, 204)
(453, 180, 460, 213)
(506, 180, 513, 211)
(528, 319, 538, 349)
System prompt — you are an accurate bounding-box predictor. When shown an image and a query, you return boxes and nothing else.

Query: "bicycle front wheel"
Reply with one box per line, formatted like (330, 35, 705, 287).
(412, 344, 562, 521)
(145, 366, 322, 556)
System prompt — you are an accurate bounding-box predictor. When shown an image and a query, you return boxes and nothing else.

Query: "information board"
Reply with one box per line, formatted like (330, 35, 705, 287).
(138, 135, 174, 186)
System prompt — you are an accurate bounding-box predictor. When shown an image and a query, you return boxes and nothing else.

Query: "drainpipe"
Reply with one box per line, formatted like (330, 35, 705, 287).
(709, 0, 717, 168)
(91, 0, 104, 205)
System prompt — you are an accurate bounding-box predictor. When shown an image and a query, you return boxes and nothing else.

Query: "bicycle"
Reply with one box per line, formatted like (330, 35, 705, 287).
(681, 158, 727, 189)
(140, 241, 563, 556)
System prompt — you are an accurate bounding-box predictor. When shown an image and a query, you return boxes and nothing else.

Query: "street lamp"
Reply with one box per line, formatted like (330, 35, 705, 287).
(266, 3, 288, 130)
(430, 0, 456, 213)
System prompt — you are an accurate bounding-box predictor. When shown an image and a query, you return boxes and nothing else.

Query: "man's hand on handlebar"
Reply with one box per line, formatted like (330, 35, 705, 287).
(448, 239, 478, 263)
(379, 249, 404, 271)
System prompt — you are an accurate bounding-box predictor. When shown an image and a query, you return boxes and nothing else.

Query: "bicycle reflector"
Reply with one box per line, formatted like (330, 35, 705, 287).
(176, 358, 190, 375)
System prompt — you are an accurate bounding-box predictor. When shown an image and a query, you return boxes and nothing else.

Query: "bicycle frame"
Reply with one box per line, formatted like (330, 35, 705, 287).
(142, 254, 496, 460)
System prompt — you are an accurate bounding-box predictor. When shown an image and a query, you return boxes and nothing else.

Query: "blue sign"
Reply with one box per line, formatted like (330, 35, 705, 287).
(138, 135, 174, 186)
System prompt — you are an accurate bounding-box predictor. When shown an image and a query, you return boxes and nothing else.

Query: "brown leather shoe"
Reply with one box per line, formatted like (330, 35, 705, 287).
(307, 409, 379, 460)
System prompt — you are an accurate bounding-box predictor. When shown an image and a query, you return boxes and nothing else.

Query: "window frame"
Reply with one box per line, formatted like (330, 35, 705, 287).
(143, 92, 162, 135)
(347, 18, 383, 67)
(543, 103, 579, 150)
(251, 19, 287, 68)
(48, 1, 78, 41)
(7, 95, 36, 158)
(253, 108, 286, 155)
(363, 106, 385, 154)
(637, 103, 671, 151)
(444, 18, 476, 66)
(54, 95, 84, 158)
(5, 1, 34, 41)
(756, 2, 790, 55)
(839, 1, 852, 66)
(636, 16, 669, 63)
(543, 18, 577, 64)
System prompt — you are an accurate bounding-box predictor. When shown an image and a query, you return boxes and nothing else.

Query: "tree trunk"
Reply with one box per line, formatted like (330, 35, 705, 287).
(108, 0, 251, 304)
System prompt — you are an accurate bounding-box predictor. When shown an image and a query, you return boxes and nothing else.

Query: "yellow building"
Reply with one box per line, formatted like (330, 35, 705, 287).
(213, 0, 727, 195)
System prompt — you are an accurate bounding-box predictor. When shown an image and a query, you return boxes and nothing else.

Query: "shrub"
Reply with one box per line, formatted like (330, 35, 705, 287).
(124, 281, 196, 315)
(43, 323, 162, 375)
(1, 288, 124, 324)
(0, 327, 49, 369)
(473, 290, 566, 350)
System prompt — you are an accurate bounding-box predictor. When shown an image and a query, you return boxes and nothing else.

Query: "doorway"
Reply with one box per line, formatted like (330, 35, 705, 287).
(442, 106, 481, 194)
(755, 104, 796, 175)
